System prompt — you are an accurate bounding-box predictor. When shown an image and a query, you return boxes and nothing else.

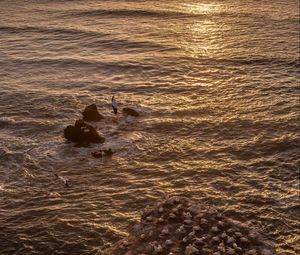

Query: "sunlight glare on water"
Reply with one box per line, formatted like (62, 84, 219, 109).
(0, 0, 299, 254)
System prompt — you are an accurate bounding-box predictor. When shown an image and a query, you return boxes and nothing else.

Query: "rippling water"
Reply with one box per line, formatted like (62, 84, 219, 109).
(0, 0, 299, 254)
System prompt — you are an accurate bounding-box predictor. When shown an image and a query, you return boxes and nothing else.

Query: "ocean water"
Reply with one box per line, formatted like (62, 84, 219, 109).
(0, 0, 299, 254)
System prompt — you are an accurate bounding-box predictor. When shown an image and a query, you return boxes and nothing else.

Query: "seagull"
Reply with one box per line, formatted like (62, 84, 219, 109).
(54, 173, 69, 187)
(111, 96, 118, 114)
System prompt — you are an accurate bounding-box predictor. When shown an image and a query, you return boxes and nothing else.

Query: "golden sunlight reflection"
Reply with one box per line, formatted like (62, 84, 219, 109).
(173, 2, 226, 58)
(1, 0, 298, 254)
(105, 225, 129, 237)
(181, 2, 221, 14)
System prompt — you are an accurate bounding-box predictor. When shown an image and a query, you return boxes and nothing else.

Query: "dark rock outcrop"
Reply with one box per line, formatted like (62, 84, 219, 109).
(64, 119, 105, 146)
(82, 104, 104, 122)
(99, 196, 276, 255)
(122, 107, 140, 117)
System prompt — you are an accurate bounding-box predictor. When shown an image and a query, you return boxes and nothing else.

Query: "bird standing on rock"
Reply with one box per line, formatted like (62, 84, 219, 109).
(111, 96, 118, 114)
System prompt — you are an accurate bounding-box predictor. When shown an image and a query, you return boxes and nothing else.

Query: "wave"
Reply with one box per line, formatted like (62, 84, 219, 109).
(0, 25, 173, 52)
(159, 55, 300, 69)
(69, 8, 193, 19)
(225, 137, 300, 160)
(0, 116, 58, 133)
(80, 37, 173, 52)
(191, 56, 300, 68)
(2, 54, 298, 74)
(1, 24, 297, 68)
(0, 25, 108, 37)
(0, 58, 157, 74)
(67, 7, 300, 25)
(223, 57, 300, 68)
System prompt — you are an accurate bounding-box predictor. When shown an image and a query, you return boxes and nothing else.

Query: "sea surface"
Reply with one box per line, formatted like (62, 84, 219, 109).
(0, 0, 299, 254)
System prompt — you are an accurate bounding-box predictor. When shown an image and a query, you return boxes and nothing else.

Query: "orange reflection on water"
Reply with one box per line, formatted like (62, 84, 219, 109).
(181, 2, 220, 14)
(173, 2, 226, 58)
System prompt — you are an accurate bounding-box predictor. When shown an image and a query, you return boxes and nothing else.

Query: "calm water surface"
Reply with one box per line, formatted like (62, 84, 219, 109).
(0, 0, 299, 254)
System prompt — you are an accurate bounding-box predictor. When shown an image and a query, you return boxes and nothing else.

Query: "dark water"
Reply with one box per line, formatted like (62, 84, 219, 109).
(0, 0, 299, 254)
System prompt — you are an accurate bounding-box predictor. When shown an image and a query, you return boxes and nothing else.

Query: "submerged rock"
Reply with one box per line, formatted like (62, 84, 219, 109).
(92, 149, 114, 158)
(64, 119, 105, 146)
(122, 107, 140, 117)
(82, 104, 104, 122)
(99, 196, 276, 255)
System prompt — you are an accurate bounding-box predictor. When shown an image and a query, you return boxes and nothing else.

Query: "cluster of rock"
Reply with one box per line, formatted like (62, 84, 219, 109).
(64, 103, 139, 147)
(100, 196, 276, 255)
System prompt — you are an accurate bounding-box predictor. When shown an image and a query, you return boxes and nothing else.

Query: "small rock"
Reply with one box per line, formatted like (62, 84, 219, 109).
(91, 151, 104, 158)
(122, 107, 140, 117)
(82, 104, 104, 122)
(92, 149, 114, 158)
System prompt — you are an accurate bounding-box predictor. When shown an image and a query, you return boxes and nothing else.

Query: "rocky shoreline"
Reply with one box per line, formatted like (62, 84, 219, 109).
(99, 196, 276, 255)
(62, 105, 276, 255)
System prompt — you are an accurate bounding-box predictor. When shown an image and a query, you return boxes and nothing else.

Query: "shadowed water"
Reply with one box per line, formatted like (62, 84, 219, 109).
(0, 0, 299, 254)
